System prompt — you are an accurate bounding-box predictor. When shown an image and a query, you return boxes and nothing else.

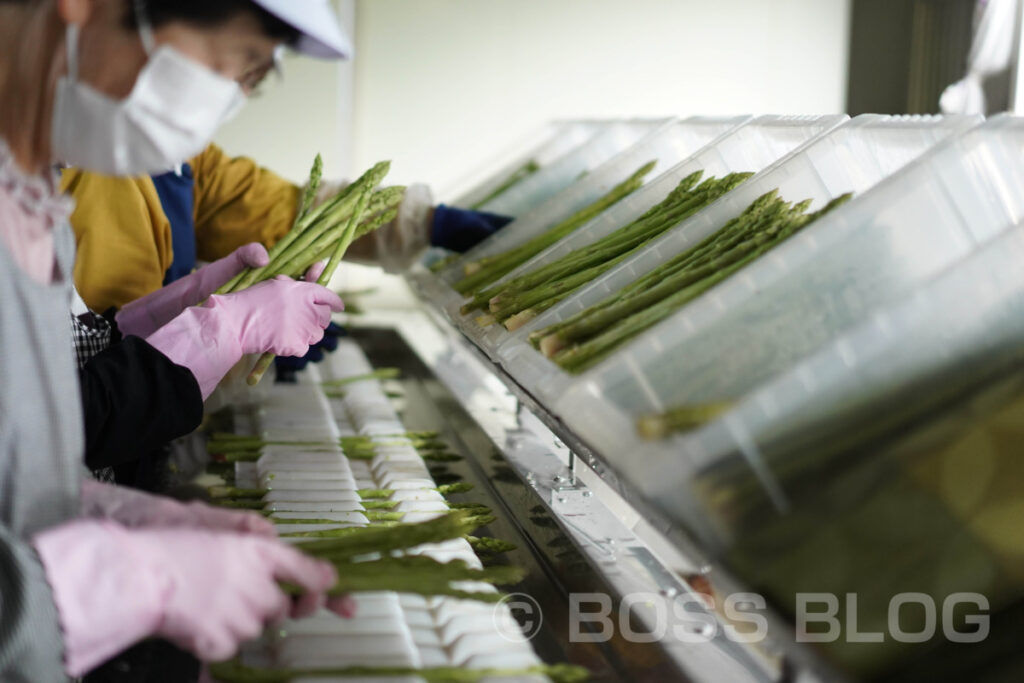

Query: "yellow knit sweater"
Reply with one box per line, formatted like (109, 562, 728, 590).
(61, 144, 301, 312)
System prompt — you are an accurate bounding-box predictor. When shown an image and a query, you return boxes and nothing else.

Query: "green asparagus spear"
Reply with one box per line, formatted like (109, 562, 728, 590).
(453, 161, 657, 295)
(217, 154, 323, 294)
(294, 512, 478, 559)
(208, 660, 589, 683)
(468, 159, 542, 210)
(554, 198, 825, 373)
(465, 171, 749, 318)
(466, 536, 518, 556)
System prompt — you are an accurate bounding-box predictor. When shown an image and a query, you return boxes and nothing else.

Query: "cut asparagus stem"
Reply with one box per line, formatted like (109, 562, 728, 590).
(357, 482, 473, 499)
(530, 188, 781, 349)
(536, 191, 852, 367)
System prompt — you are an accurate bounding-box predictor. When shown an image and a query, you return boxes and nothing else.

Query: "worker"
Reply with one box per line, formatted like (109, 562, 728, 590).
(0, 0, 359, 679)
(65, 150, 512, 483)
(64, 147, 515, 315)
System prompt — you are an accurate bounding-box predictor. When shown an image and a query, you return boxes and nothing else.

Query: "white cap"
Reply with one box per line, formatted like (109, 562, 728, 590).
(251, 0, 352, 59)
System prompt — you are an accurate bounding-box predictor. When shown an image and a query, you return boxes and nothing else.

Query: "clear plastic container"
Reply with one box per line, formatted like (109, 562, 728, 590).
(462, 117, 674, 221)
(412, 117, 674, 314)
(447, 119, 604, 210)
(512, 114, 981, 414)
(470, 114, 847, 360)
(636, 222, 1024, 681)
(641, 216, 1024, 538)
(546, 113, 1024, 509)
(450, 114, 768, 349)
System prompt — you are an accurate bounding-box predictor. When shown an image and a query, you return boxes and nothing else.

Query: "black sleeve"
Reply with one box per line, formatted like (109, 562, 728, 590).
(79, 336, 203, 470)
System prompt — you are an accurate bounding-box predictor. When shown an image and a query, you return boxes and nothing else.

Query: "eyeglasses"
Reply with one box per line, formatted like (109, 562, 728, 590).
(238, 46, 285, 97)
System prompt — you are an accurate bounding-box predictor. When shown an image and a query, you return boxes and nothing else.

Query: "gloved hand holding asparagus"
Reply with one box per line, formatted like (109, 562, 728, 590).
(213, 154, 403, 385)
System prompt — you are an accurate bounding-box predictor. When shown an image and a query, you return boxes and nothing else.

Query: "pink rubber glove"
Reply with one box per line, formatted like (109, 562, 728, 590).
(116, 243, 270, 339)
(81, 479, 276, 536)
(33, 520, 339, 676)
(145, 276, 344, 399)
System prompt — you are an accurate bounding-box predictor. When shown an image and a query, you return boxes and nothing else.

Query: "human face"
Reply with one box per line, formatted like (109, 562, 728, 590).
(65, 0, 280, 99)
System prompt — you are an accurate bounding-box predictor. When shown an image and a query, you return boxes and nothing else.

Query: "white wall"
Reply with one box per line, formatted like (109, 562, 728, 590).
(353, 0, 852, 196)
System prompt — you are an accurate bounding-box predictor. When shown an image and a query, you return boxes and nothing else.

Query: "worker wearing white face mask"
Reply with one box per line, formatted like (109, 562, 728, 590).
(0, 1, 356, 680)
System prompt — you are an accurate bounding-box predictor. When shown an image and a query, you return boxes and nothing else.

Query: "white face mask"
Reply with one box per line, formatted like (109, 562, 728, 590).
(51, 6, 246, 176)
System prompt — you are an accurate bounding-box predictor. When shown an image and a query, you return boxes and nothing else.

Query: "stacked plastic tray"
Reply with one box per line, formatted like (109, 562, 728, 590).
(461, 114, 849, 357)
(411, 117, 674, 308)
(494, 114, 979, 414)
(639, 219, 1024, 683)
(233, 344, 543, 676)
(448, 119, 603, 210)
(463, 117, 673, 219)
(535, 114, 1024, 540)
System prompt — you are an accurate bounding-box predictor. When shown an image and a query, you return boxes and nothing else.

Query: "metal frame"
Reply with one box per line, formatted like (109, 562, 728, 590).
(353, 301, 849, 683)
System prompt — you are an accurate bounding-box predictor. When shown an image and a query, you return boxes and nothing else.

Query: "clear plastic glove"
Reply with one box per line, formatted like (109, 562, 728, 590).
(80, 479, 276, 536)
(33, 520, 339, 676)
(145, 276, 344, 399)
(116, 243, 270, 339)
(345, 183, 434, 273)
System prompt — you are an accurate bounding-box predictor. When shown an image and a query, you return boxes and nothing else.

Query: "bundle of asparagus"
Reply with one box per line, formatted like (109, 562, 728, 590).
(213, 155, 401, 385)
(452, 161, 658, 297)
(461, 170, 753, 330)
(531, 191, 854, 374)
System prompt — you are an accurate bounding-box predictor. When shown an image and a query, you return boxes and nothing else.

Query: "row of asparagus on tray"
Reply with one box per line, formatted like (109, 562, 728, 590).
(452, 160, 658, 296)
(205, 428, 522, 604)
(534, 190, 854, 373)
(206, 511, 589, 681)
(462, 169, 753, 331)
